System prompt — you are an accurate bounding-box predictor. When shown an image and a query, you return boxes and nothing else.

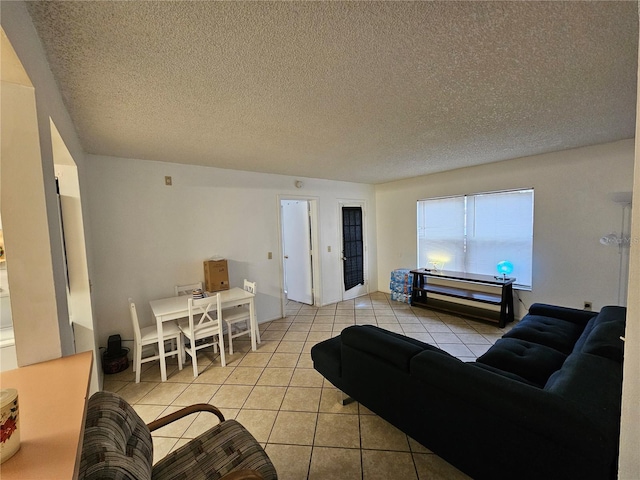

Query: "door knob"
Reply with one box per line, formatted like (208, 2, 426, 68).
(284, 255, 289, 259)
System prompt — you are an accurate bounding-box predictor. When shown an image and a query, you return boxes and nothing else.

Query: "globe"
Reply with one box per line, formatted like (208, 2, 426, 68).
(497, 261, 514, 276)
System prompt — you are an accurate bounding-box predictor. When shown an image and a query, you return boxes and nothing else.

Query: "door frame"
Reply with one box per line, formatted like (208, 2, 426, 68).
(338, 199, 369, 301)
(277, 195, 321, 316)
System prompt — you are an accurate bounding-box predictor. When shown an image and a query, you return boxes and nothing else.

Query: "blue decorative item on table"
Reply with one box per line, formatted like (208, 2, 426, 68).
(496, 260, 514, 280)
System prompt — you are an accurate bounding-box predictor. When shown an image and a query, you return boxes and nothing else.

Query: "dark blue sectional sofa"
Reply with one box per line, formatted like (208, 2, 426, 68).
(311, 303, 626, 480)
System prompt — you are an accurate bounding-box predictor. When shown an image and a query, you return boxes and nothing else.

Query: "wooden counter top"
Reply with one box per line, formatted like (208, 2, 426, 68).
(0, 351, 93, 479)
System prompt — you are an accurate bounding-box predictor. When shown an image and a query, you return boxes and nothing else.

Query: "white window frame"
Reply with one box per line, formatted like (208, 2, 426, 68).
(417, 188, 534, 289)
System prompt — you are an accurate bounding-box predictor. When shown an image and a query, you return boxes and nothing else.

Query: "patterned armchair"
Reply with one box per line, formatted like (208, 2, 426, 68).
(80, 391, 277, 480)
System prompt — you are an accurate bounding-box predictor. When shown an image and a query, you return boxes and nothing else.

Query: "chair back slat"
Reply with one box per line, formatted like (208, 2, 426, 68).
(243, 280, 256, 295)
(188, 294, 222, 330)
(128, 298, 142, 344)
(185, 293, 225, 372)
(175, 281, 203, 296)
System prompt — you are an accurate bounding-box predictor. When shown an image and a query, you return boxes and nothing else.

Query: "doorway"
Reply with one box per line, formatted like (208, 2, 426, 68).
(280, 199, 315, 305)
(51, 120, 101, 393)
(340, 201, 368, 300)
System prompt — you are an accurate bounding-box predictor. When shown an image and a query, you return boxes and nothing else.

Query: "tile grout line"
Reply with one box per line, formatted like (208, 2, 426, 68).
(106, 293, 497, 478)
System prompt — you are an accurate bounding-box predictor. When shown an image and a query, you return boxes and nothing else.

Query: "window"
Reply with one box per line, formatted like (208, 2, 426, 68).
(417, 189, 534, 288)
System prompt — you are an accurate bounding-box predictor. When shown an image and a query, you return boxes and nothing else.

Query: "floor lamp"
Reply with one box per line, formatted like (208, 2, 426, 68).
(600, 192, 632, 306)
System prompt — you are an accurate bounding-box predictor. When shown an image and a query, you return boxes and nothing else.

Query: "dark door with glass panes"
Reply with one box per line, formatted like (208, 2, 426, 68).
(342, 206, 364, 291)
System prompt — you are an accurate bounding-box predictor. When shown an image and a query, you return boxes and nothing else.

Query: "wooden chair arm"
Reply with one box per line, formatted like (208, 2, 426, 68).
(148, 403, 225, 432)
(220, 470, 264, 480)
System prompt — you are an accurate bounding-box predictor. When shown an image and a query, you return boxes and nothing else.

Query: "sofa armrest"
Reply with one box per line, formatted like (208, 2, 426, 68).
(341, 325, 451, 372)
(528, 303, 597, 325)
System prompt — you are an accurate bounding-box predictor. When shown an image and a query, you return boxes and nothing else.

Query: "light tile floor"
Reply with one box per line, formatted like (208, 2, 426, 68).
(104, 292, 513, 480)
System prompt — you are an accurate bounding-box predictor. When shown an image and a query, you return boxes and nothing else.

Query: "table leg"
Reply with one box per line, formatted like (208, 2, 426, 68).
(499, 283, 515, 328)
(156, 316, 167, 382)
(506, 284, 515, 323)
(250, 298, 257, 351)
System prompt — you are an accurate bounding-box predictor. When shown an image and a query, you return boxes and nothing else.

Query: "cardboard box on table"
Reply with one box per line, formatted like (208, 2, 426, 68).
(204, 259, 229, 292)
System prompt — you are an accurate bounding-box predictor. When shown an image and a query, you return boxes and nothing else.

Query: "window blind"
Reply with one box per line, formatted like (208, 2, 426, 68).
(417, 189, 533, 288)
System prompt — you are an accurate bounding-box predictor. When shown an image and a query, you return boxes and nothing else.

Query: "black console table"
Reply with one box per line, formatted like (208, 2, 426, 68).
(410, 269, 515, 327)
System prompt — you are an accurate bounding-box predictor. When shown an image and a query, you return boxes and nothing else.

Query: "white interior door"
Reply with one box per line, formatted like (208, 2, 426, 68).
(281, 200, 314, 305)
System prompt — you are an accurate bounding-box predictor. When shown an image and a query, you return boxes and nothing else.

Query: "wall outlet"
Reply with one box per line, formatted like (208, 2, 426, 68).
(165, 176, 172, 186)
(584, 301, 592, 311)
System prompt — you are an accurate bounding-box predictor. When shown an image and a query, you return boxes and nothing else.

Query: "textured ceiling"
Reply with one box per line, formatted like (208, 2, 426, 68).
(26, 1, 638, 184)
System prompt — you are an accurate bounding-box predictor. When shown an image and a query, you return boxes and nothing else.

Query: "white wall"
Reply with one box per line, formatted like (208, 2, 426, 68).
(375, 140, 635, 316)
(619, 136, 640, 478)
(617, 20, 640, 477)
(85, 155, 376, 348)
(1, 62, 65, 365)
(2, 2, 99, 387)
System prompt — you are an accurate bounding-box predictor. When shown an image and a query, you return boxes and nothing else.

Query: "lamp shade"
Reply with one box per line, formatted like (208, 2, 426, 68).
(497, 261, 514, 276)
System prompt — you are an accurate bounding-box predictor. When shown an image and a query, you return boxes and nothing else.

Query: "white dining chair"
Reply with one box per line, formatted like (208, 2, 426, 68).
(179, 293, 226, 377)
(129, 298, 183, 383)
(174, 281, 203, 297)
(173, 282, 204, 325)
(223, 279, 259, 355)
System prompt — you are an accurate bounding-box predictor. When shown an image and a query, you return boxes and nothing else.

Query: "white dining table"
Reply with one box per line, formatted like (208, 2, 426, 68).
(149, 287, 257, 381)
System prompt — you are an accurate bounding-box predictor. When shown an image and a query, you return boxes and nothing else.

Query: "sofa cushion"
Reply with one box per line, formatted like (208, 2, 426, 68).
(528, 303, 598, 325)
(476, 338, 567, 387)
(594, 305, 627, 325)
(502, 315, 585, 354)
(573, 305, 626, 353)
(572, 316, 598, 353)
(580, 321, 625, 363)
(469, 362, 540, 387)
(544, 353, 623, 447)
